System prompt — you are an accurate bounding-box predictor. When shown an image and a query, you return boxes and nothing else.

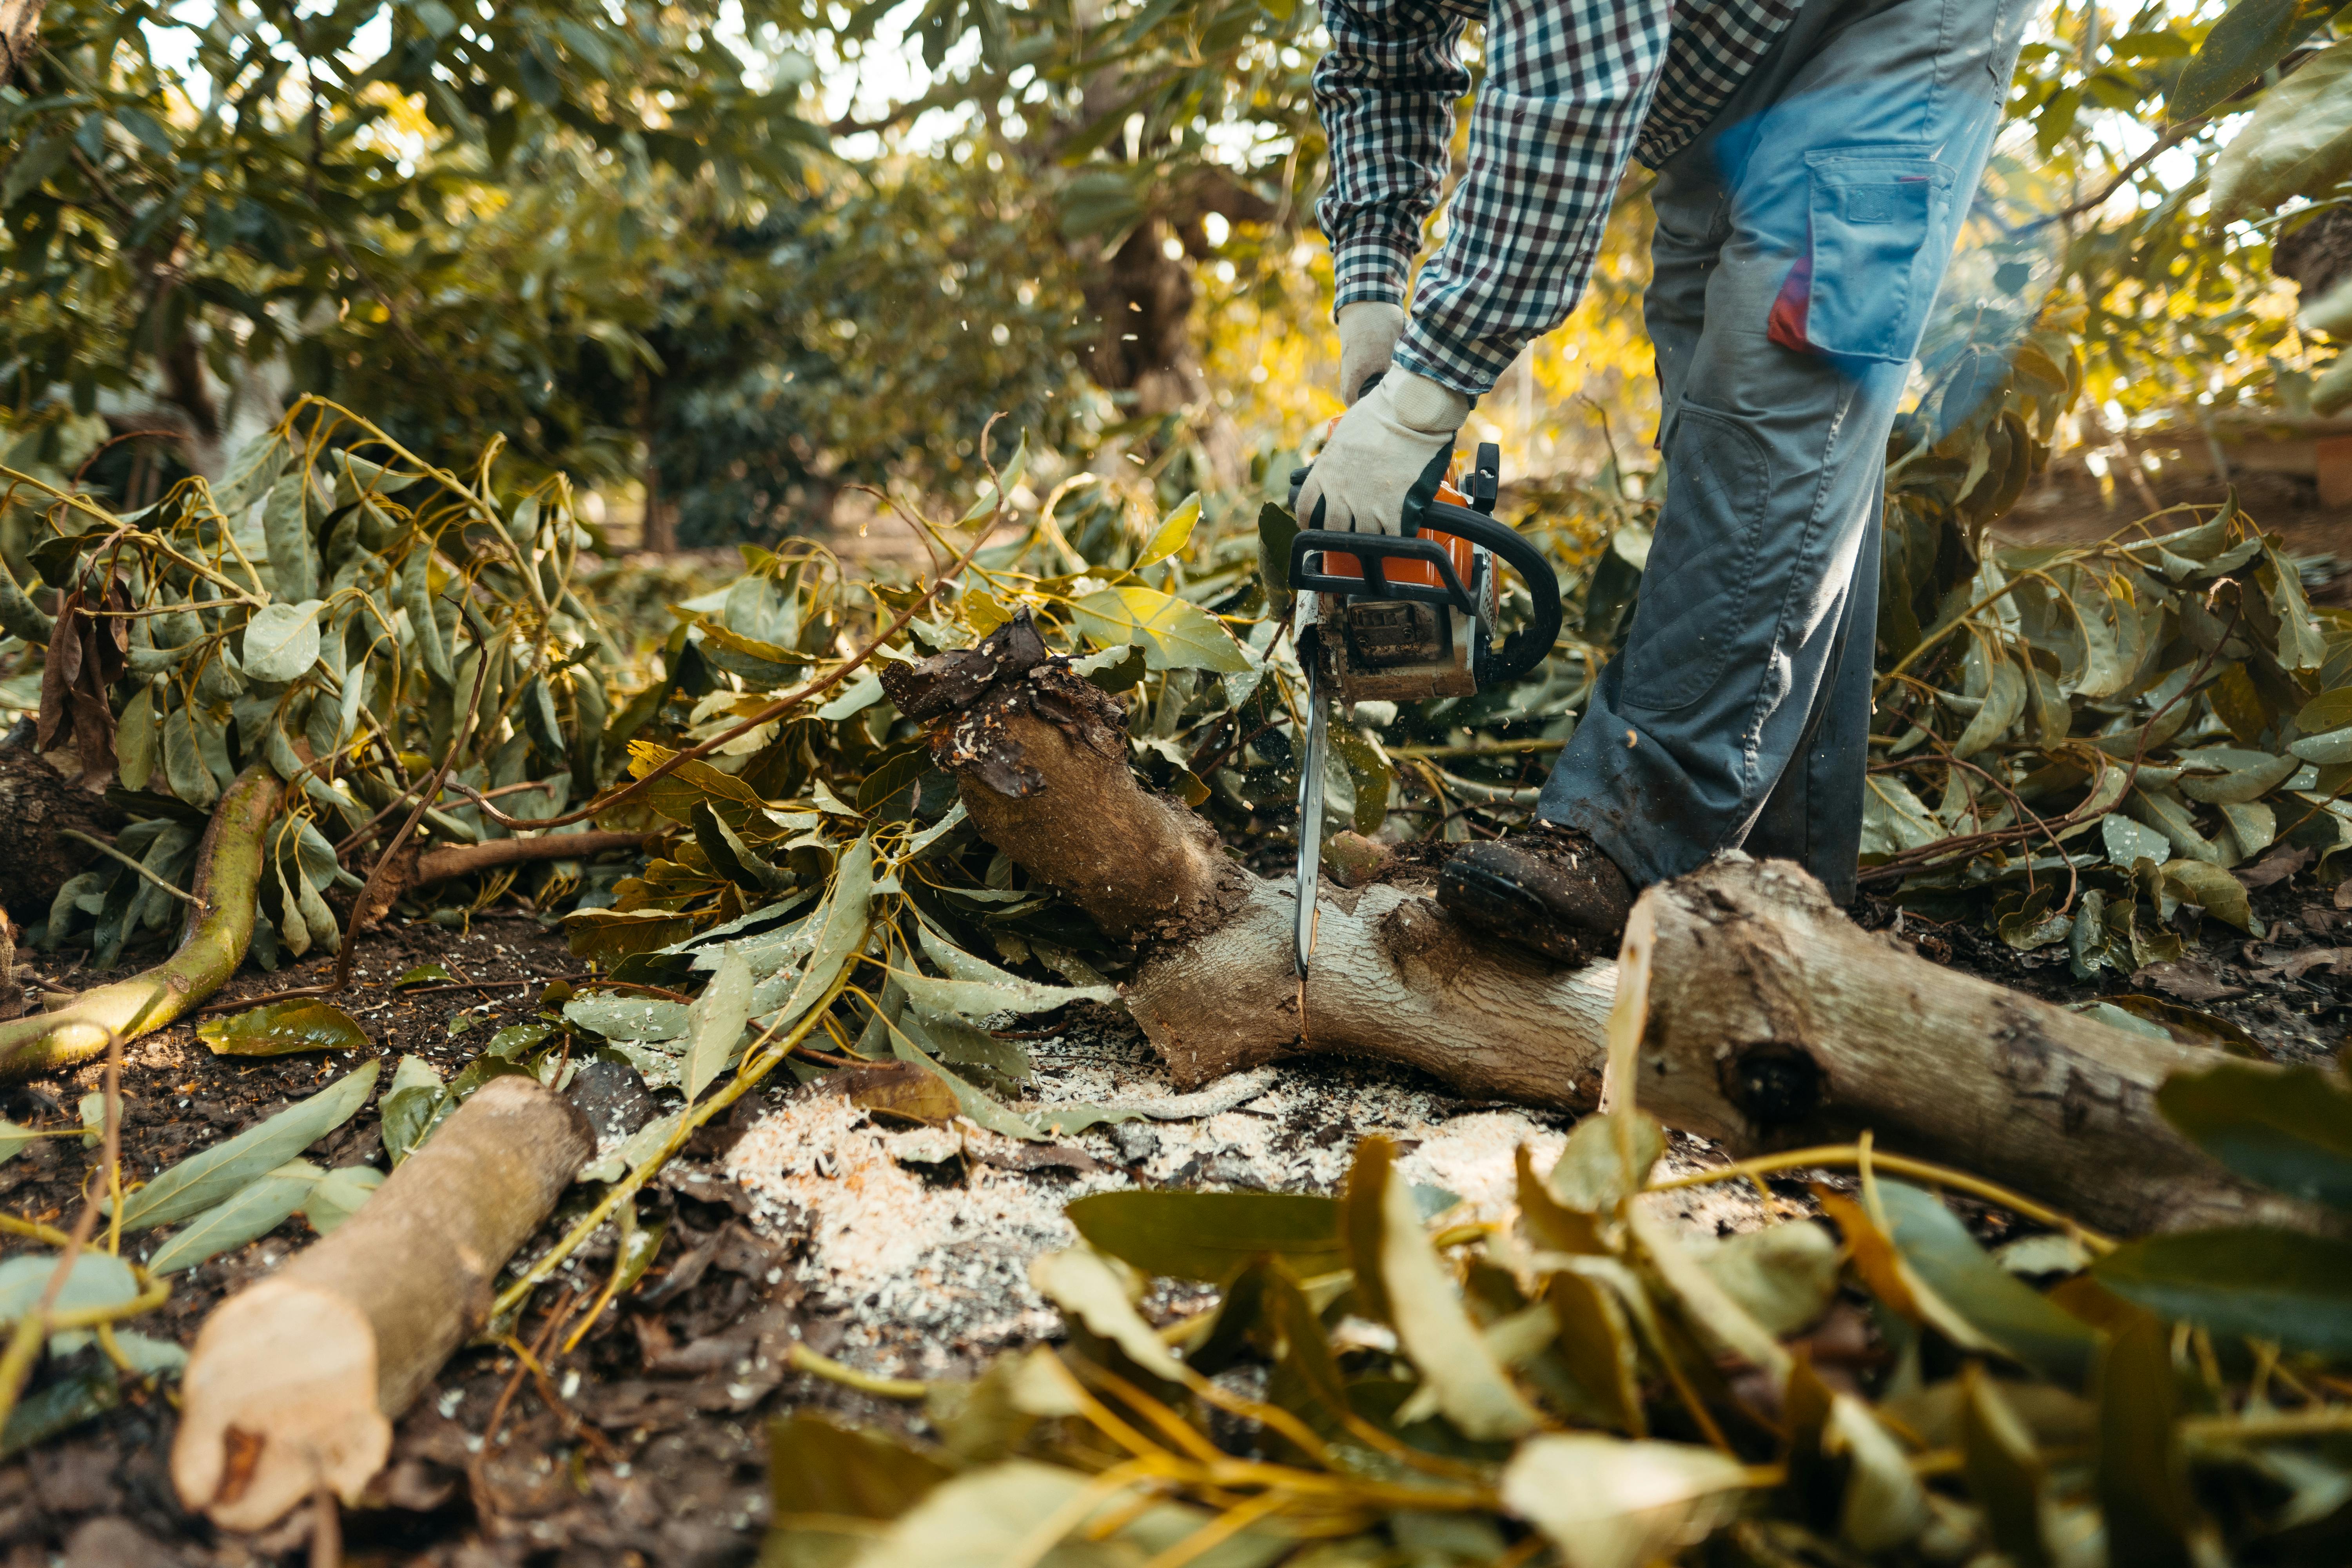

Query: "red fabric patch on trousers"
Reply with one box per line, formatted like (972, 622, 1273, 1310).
(1768, 249, 1814, 355)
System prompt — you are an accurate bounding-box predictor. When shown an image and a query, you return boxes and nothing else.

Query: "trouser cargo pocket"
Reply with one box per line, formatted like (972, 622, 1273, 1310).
(1769, 149, 1958, 364)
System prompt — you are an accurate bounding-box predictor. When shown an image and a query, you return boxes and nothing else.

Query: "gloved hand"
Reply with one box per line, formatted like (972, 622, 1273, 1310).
(1336, 300, 1404, 405)
(1295, 368, 1469, 536)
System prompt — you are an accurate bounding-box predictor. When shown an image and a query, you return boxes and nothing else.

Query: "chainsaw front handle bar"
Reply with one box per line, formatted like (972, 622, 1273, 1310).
(1287, 506, 1562, 688)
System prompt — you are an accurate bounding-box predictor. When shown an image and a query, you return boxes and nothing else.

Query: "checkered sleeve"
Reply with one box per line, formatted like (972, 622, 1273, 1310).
(1390, 0, 1799, 396)
(1312, 0, 1480, 317)
(1390, 0, 1677, 396)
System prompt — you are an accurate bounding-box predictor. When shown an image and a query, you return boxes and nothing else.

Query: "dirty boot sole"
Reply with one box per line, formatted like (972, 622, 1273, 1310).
(1437, 859, 1591, 962)
(1436, 829, 1632, 966)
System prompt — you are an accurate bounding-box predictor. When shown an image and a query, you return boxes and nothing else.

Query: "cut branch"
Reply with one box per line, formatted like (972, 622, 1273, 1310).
(352, 829, 656, 924)
(172, 1076, 593, 1532)
(0, 766, 276, 1081)
(911, 623, 2308, 1238)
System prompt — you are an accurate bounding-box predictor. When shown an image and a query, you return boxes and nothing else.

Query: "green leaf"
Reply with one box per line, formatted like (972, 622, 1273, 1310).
(1961, 1366, 2054, 1568)
(1686, 1220, 1841, 1338)
(1256, 501, 1301, 606)
(1071, 586, 1249, 672)
(0, 1251, 138, 1329)
(240, 599, 324, 683)
(1547, 1112, 1665, 1213)
(1133, 492, 1201, 569)
(1500, 1435, 1752, 1568)
(884, 1017, 1048, 1142)
(2157, 1059, 2352, 1208)
(840, 1457, 1282, 1568)
(2093, 1227, 2352, 1354)
(2101, 813, 2171, 868)
(301, 1164, 385, 1235)
(2176, 747, 2297, 804)
(147, 1162, 323, 1274)
(2172, 0, 2344, 122)
(261, 471, 317, 603)
(2161, 858, 2256, 931)
(1876, 1180, 2097, 1385)
(1953, 645, 2027, 758)
(768, 1414, 953, 1521)
(114, 1061, 378, 1232)
(1028, 1245, 1186, 1378)
(682, 947, 755, 1103)
(1329, 722, 1392, 835)
(1373, 1135, 1539, 1439)
(2209, 41, 2352, 217)
(769, 836, 874, 1028)
(1063, 1190, 1342, 1283)
(2094, 1309, 2203, 1568)
(196, 998, 372, 1058)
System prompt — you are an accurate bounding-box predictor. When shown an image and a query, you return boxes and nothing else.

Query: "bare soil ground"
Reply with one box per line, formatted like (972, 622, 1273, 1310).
(0, 837, 2343, 1567)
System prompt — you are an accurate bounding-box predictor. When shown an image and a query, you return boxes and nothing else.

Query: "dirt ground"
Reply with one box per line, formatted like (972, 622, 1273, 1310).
(0, 828, 2343, 1568)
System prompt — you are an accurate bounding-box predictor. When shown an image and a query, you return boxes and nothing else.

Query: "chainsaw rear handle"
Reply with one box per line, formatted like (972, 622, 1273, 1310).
(1285, 449, 1562, 687)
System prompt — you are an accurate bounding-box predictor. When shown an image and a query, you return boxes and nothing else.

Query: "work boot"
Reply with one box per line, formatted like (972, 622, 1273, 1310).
(1436, 822, 1633, 965)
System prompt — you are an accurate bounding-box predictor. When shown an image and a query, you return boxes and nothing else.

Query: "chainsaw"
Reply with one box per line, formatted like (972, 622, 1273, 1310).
(1285, 441, 1561, 977)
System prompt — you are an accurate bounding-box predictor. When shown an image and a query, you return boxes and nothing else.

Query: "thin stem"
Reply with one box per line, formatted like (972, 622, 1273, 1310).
(1642, 1143, 2114, 1252)
(786, 1343, 927, 1399)
(60, 831, 201, 907)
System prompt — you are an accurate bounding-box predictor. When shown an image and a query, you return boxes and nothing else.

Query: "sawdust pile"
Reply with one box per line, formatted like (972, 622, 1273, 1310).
(723, 1020, 1769, 1381)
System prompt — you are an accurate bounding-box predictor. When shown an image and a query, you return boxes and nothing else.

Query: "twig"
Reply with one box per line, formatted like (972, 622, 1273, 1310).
(489, 971, 857, 1322)
(1643, 1143, 2114, 1252)
(60, 830, 202, 907)
(786, 1343, 928, 1399)
(1387, 737, 1568, 759)
(310, 1487, 340, 1568)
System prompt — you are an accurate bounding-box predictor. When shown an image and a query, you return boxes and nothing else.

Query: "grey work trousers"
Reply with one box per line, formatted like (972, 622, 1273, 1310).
(1535, 0, 2031, 902)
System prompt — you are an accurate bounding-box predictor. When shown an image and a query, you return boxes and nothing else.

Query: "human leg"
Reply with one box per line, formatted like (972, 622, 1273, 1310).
(1534, 0, 2031, 900)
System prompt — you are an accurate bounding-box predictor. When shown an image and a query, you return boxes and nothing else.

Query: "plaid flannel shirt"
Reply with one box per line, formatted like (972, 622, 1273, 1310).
(1316, 0, 1800, 396)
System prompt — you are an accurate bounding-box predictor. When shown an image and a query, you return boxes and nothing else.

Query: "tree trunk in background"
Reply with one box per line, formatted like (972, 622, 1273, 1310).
(641, 464, 678, 555)
(0, 1, 43, 85)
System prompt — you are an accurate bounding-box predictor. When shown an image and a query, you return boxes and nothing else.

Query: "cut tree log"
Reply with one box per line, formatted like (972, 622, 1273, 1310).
(0, 765, 275, 1082)
(906, 617, 2306, 1238)
(172, 1075, 593, 1532)
(0, 740, 122, 921)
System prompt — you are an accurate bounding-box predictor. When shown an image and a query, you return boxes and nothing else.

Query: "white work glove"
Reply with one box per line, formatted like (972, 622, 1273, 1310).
(1295, 368, 1469, 537)
(1336, 300, 1404, 405)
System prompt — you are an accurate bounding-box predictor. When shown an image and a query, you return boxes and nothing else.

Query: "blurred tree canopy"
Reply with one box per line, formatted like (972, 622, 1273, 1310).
(8, 0, 2352, 557)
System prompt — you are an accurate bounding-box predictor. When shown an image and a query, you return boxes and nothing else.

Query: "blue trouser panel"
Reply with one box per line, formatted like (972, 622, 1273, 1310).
(1536, 0, 2031, 903)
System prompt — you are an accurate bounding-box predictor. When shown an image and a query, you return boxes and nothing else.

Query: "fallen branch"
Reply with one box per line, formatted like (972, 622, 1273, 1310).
(171, 1075, 593, 1532)
(908, 624, 2308, 1238)
(350, 829, 655, 924)
(0, 766, 277, 1081)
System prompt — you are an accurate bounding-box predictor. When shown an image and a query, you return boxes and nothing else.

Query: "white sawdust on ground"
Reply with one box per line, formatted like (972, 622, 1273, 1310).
(724, 1018, 1767, 1382)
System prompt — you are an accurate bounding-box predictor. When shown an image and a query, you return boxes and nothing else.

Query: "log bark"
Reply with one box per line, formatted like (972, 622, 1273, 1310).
(172, 1076, 593, 1531)
(0, 741, 120, 922)
(0, 766, 275, 1081)
(914, 635, 2298, 1238)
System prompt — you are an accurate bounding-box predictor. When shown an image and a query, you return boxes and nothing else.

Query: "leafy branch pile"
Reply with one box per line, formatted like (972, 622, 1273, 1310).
(759, 987, 2352, 1568)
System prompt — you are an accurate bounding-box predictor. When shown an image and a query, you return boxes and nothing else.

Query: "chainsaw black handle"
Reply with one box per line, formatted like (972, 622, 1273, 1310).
(1417, 499, 1562, 687)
